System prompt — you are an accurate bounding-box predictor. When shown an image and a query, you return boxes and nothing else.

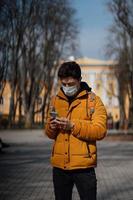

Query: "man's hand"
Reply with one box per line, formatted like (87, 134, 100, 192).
(49, 117, 74, 132)
(56, 117, 74, 132)
(49, 118, 59, 130)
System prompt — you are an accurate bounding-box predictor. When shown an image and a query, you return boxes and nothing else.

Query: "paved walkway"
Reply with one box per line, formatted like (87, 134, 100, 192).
(0, 130, 133, 200)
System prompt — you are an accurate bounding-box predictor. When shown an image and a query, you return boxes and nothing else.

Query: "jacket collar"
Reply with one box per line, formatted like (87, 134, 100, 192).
(57, 89, 68, 101)
(57, 87, 89, 116)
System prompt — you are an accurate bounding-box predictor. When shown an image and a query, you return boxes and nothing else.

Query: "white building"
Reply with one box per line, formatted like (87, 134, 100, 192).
(75, 57, 119, 121)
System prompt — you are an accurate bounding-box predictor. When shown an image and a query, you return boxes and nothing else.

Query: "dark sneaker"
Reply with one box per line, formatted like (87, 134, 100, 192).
(2, 142, 10, 148)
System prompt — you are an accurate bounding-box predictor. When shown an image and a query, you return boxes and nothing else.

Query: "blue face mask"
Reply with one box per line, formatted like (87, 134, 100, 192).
(62, 85, 79, 96)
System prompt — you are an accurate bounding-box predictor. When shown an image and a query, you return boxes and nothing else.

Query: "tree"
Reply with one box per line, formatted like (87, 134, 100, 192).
(0, 0, 78, 128)
(106, 0, 133, 128)
(0, 0, 10, 98)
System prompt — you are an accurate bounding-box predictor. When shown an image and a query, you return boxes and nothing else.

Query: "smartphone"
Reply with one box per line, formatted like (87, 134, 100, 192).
(50, 111, 58, 119)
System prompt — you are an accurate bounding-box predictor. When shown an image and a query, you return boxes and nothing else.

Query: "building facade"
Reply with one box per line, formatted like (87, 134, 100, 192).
(75, 57, 119, 122)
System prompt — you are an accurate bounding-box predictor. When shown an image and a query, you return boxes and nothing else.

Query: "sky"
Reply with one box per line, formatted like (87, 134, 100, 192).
(72, 0, 113, 60)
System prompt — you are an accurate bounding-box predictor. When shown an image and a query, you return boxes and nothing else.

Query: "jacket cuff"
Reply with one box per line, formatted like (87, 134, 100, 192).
(71, 120, 81, 138)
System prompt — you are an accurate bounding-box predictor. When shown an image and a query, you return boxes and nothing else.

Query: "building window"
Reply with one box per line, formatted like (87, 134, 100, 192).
(108, 96, 112, 106)
(96, 83, 100, 90)
(109, 83, 113, 91)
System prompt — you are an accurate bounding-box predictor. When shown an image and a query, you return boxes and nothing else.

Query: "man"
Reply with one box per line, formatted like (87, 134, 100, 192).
(45, 61, 107, 200)
(0, 138, 10, 153)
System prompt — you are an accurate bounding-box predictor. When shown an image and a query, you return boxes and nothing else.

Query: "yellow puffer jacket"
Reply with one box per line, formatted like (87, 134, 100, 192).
(45, 88, 107, 170)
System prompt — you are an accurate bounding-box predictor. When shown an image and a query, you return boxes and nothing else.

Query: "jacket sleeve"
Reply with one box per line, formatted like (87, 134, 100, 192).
(44, 97, 59, 140)
(71, 96, 107, 141)
(45, 117, 59, 139)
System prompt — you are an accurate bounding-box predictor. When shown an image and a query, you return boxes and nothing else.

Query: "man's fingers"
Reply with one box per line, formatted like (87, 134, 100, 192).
(56, 117, 68, 122)
(50, 124, 58, 130)
(50, 117, 70, 131)
(50, 118, 57, 122)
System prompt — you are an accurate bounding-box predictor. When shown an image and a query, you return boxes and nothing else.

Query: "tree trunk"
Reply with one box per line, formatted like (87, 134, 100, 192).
(18, 96, 22, 125)
(25, 111, 33, 128)
(8, 87, 15, 127)
(119, 105, 126, 129)
(128, 98, 133, 128)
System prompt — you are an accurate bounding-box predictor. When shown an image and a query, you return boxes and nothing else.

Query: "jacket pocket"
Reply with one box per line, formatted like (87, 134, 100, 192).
(52, 143, 55, 156)
(85, 142, 91, 158)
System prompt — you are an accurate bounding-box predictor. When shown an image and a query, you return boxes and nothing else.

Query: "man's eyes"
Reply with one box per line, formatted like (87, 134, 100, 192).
(62, 83, 75, 86)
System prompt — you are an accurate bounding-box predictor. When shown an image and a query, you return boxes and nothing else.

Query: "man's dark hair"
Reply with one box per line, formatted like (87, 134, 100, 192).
(58, 61, 81, 80)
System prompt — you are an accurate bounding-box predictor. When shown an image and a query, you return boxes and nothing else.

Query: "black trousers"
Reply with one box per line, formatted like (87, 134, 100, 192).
(53, 167, 97, 200)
